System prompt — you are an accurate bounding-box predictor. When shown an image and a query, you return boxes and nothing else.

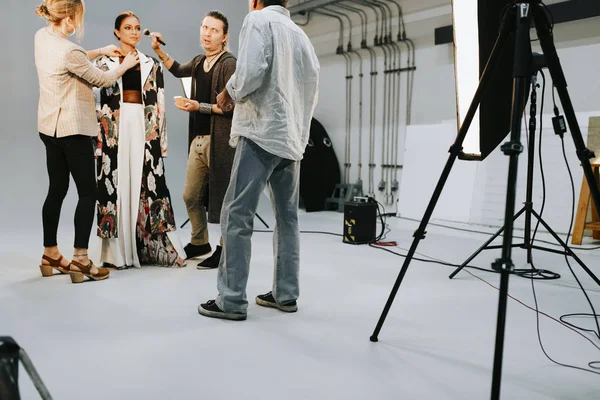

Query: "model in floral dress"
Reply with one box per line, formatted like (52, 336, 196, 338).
(94, 11, 185, 268)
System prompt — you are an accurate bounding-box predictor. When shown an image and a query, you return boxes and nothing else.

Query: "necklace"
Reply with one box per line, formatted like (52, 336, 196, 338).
(204, 50, 225, 70)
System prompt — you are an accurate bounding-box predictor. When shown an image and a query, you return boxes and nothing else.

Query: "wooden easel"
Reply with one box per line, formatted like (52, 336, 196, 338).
(572, 163, 600, 245)
(572, 115, 600, 245)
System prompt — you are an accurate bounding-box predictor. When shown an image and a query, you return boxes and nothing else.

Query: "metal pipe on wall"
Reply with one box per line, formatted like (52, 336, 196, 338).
(365, 0, 395, 201)
(329, 3, 368, 190)
(389, 0, 416, 206)
(380, 0, 400, 204)
(323, 6, 362, 187)
(372, 0, 401, 204)
(349, 0, 381, 196)
(291, 0, 417, 206)
(310, 10, 353, 185)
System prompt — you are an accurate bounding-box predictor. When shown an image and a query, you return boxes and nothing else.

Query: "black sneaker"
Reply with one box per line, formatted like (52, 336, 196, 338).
(256, 292, 298, 313)
(184, 243, 211, 259)
(198, 300, 247, 321)
(197, 245, 222, 269)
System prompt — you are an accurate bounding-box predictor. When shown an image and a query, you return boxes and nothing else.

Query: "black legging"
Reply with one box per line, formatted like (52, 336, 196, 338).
(39, 133, 97, 249)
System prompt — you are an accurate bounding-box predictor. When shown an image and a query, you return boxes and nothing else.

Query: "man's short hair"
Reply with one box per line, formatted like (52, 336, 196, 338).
(261, 0, 289, 7)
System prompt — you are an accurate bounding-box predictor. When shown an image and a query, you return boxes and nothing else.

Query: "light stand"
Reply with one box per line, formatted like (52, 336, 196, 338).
(369, 2, 600, 399)
(448, 53, 600, 286)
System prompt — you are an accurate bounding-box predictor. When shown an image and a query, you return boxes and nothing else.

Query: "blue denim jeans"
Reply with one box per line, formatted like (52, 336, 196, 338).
(216, 137, 300, 313)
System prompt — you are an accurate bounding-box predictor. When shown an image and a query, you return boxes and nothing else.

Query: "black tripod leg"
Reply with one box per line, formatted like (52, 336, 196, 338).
(449, 207, 527, 279)
(255, 213, 270, 229)
(182, 215, 269, 230)
(370, 22, 512, 343)
(19, 349, 53, 400)
(490, 5, 532, 399)
(529, 209, 600, 286)
(532, 4, 600, 216)
(491, 269, 511, 400)
(182, 216, 269, 230)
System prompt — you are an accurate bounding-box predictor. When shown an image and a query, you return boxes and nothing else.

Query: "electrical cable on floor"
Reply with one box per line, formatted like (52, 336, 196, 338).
(468, 266, 600, 375)
(523, 71, 599, 373)
(368, 239, 600, 375)
(252, 182, 598, 374)
(367, 242, 506, 274)
(554, 113, 600, 356)
(253, 216, 599, 371)
(254, 229, 342, 237)
(369, 203, 525, 274)
(374, 200, 394, 245)
(368, 69, 599, 373)
(390, 216, 600, 251)
(560, 313, 600, 342)
(546, 78, 600, 348)
(384, 210, 561, 278)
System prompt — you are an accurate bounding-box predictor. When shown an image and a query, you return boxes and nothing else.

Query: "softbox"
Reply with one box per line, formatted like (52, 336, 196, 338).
(453, 0, 516, 161)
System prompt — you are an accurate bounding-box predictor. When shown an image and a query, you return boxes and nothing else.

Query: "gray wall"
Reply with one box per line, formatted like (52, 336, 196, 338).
(2, 0, 249, 232)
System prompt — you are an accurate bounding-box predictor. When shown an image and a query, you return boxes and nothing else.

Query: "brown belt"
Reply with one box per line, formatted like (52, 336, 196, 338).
(123, 90, 142, 104)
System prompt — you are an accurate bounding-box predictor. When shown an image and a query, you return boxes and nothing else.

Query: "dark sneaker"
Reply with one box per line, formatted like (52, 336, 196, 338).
(197, 245, 222, 269)
(198, 300, 247, 321)
(184, 243, 211, 259)
(256, 292, 298, 313)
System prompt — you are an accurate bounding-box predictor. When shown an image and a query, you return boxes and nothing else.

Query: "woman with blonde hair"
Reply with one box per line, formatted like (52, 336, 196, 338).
(94, 11, 185, 269)
(35, 0, 139, 283)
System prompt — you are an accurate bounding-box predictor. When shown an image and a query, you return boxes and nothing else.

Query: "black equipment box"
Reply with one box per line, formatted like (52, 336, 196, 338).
(343, 201, 377, 245)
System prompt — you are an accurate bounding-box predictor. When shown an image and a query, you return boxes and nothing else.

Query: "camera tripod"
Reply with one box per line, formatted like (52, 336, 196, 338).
(369, 2, 600, 399)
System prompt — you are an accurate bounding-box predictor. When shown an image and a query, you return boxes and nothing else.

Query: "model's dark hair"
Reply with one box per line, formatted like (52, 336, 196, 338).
(114, 11, 139, 40)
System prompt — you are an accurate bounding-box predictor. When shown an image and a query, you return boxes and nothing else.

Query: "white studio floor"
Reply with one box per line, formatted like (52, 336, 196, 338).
(1, 209, 600, 400)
